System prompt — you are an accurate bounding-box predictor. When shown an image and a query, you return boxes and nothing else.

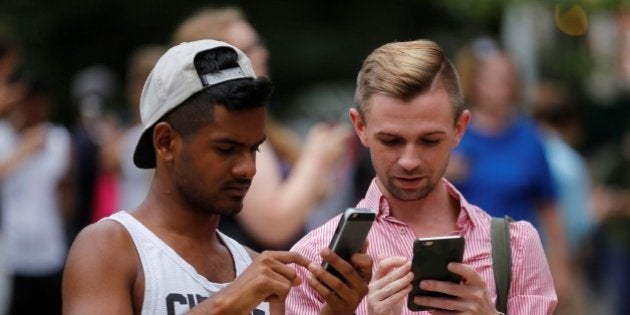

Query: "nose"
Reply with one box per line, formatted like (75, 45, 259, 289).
(233, 151, 257, 179)
(397, 144, 421, 172)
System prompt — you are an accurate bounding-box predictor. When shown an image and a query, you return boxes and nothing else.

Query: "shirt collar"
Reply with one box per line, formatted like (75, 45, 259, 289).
(358, 178, 480, 231)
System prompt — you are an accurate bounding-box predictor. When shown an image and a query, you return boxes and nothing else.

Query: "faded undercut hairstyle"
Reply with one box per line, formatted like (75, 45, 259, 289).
(354, 39, 465, 123)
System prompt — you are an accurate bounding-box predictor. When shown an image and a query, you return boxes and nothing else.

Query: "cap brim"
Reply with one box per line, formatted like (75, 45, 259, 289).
(133, 127, 156, 169)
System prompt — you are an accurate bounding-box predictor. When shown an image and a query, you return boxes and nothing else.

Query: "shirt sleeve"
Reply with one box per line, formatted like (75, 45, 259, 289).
(508, 220, 558, 314)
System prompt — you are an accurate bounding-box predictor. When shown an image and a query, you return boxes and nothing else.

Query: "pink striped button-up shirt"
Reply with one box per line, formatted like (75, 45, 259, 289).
(286, 179, 557, 314)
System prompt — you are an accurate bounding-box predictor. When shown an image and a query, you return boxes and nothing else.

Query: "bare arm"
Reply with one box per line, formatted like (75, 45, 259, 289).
(62, 221, 138, 315)
(238, 123, 352, 248)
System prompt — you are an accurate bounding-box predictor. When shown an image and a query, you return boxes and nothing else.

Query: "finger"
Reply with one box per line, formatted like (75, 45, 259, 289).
(414, 294, 469, 313)
(350, 252, 373, 282)
(419, 279, 464, 298)
(268, 298, 285, 315)
(320, 248, 360, 291)
(359, 239, 369, 254)
(369, 269, 414, 302)
(375, 282, 413, 307)
(369, 263, 412, 293)
(257, 252, 306, 286)
(373, 256, 408, 280)
(306, 267, 342, 302)
(447, 262, 484, 286)
(264, 250, 312, 268)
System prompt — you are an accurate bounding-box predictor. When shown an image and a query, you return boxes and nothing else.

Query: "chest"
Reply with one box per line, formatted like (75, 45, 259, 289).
(131, 241, 239, 314)
(366, 219, 493, 269)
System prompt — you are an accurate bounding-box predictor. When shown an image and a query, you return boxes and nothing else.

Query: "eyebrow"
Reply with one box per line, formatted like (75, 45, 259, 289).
(374, 130, 446, 137)
(215, 136, 267, 147)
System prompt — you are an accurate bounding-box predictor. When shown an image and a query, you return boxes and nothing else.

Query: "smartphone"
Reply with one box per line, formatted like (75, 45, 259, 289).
(407, 235, 465, 311)
(322, 208, 376, 281)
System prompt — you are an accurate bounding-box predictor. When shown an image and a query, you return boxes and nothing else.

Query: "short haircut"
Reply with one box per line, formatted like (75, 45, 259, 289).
(160, 46, 273, 139)
(354, 39, 465, 123)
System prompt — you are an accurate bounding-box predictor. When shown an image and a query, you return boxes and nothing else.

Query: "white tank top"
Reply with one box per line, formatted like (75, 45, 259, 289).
(107, 211, 270, 315)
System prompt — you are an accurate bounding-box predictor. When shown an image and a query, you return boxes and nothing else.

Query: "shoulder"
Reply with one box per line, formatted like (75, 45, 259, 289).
(506, 219, 545, 254)
(67, 217, 138, 258)
(65, 218, 139, 279)
(63, 216, 140, 313)
(481, 214, 544, 254)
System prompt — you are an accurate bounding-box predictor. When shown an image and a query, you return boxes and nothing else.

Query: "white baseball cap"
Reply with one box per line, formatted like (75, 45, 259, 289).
(133, 39, 256, 168)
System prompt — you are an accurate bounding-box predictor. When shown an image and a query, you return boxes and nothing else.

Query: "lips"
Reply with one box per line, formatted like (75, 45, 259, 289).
(393, 176, 424, 188)
(223, 181, 251, 197)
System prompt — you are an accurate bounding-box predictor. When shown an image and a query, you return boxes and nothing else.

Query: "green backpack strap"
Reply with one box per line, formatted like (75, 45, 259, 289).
(491, 215, 512, 314)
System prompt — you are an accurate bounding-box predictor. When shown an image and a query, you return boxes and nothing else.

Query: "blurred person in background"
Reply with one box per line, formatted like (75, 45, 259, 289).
(172, 6, 354, 251)
(532, 81, 595, 256)
(445, 36, 573, 305)
(0, 36, 21, 315)
(66, 65, 119, 240)
(0, 71, 73, 315)
(92, 45, 167, 222)
(585, 128, 630, 315)
(531, 80, 596, 315)
(0, 39, 22, 117)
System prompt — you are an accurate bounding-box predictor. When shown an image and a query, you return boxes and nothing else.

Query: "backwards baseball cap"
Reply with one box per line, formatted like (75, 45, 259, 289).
(133, 39, 256, 168)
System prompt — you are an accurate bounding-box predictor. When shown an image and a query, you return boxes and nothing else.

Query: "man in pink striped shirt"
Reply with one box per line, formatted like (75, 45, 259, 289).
(286, 39, 557, 314)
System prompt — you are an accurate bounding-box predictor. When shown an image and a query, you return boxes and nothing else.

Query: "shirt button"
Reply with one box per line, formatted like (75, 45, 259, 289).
(400, 228, 406, 235)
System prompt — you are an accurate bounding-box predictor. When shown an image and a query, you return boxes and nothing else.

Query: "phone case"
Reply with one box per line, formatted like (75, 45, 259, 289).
(407, 235, 465, 311)
(322, 208, 375, 281)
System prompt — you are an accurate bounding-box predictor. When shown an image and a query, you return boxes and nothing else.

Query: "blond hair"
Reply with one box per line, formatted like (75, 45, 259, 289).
(171, 7, 245, 44)
(355, 39, 464, 121)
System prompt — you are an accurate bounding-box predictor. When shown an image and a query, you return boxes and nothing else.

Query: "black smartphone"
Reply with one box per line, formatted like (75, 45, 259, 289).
(407, 235, 465, 311)
(322, 208, 376, 281)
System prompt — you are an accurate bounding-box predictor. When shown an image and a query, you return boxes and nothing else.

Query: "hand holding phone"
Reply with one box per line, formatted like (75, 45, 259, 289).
(407, 235, 465, 311)
(322, 208, 375, 281)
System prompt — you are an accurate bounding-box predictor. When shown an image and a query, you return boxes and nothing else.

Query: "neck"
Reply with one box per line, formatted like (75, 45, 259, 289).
(134, 178, 221, 242)
(384, 179, 460, 237)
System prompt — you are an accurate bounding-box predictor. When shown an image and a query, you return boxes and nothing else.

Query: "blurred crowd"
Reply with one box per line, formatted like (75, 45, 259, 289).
(0, 3, 629, 315)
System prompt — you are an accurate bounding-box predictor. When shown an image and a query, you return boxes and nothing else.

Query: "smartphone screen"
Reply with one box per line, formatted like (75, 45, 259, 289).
(407, 235, 465, 311)
(322, 208, 375, 281)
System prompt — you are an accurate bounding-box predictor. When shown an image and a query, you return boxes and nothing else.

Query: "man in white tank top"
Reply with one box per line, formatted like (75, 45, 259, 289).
(62, 39, 372, 315)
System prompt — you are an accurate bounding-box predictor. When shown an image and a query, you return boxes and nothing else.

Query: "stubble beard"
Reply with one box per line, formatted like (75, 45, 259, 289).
(383, 161, 447, 202)
(177, 180, 244, 216)
(174, 166, 245, 216)
(385, 177, 434, 201)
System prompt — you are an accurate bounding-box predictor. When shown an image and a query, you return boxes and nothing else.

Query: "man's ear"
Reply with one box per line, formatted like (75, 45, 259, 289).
(153, 122, 177, 164)
(452, 109, 471, 148)
(349, 107, 368, 147)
